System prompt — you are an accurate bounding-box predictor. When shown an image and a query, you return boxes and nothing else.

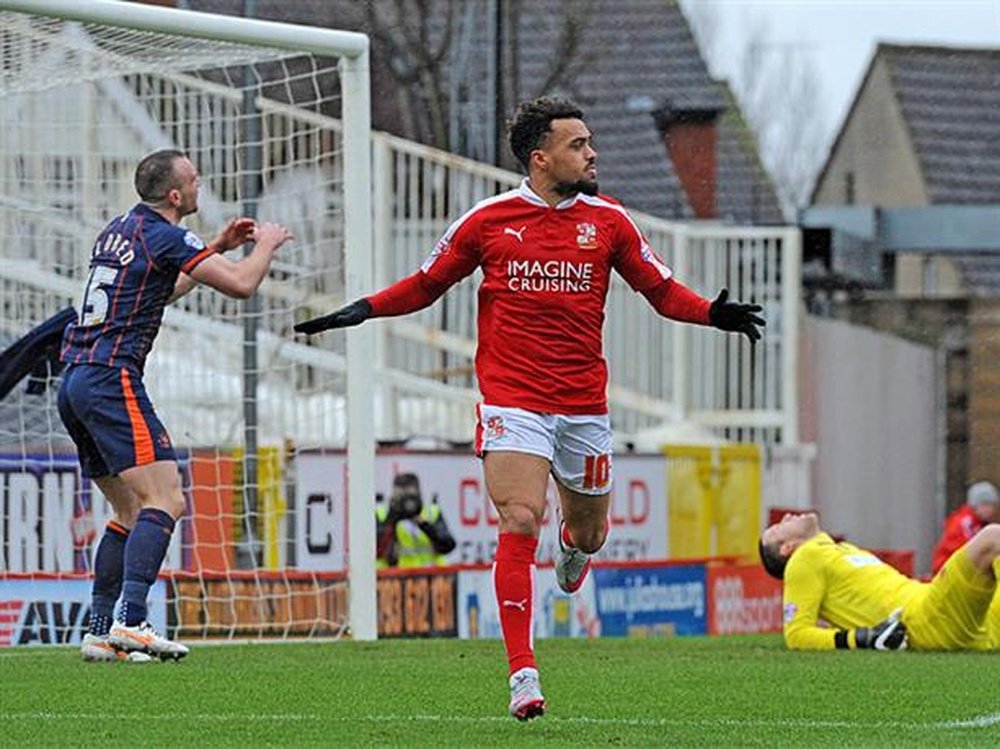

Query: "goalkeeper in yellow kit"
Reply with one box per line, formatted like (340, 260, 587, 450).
(758, 512, 999, 651)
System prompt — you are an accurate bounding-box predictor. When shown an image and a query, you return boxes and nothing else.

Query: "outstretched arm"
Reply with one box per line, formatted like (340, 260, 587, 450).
(782, 560, 907, 651)
(186, 222, 293, 300)
(787, 611, 908, 651)
(640, 278, 712, 324)
(641, 281, 764, 342)
(294, 271, 451, 335)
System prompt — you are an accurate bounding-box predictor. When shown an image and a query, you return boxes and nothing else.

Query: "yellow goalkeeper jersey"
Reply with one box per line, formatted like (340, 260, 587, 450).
(782, 533, 922, 650)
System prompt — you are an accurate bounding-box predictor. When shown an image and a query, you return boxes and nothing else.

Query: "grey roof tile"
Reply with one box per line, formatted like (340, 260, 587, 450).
(883, 44, 1000, 204)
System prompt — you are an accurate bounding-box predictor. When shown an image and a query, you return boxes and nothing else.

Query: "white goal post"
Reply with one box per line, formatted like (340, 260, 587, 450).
(0, 0, 377, 640)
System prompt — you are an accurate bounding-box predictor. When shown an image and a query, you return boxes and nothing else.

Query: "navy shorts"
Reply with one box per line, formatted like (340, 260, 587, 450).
(57, 364, 176, 478)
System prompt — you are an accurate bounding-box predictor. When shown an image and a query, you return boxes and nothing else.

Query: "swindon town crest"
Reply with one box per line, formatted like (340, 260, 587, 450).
(576, 222, 597, 249)
(486, 415, 506, 439)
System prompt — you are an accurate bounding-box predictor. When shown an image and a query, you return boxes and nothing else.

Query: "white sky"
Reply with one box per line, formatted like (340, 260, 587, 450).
(679, 0, 1000, 152)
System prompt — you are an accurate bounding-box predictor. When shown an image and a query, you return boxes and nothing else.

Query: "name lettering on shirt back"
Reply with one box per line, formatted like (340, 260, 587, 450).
(93, 231, 135, 266)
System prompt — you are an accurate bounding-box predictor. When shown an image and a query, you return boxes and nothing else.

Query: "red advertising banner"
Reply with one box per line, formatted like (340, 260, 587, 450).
(706, 563, 783, 635)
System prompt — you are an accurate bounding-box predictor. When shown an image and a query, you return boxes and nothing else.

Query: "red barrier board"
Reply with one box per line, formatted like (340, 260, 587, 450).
(706, 564, 783, 635)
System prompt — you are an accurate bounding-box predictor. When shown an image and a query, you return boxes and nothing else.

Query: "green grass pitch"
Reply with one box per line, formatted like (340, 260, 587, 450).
(1, 636, 997, 747)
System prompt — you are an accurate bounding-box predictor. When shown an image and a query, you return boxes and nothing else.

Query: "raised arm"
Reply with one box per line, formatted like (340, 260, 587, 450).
(187, 222, 293, 300)
(168, 217, 259, 304)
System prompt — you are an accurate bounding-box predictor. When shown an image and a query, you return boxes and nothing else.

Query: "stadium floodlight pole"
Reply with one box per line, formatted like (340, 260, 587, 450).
(0, 0, 378, 641)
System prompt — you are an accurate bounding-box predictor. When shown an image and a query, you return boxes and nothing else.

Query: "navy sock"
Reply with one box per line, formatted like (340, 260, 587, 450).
(89, 522, 129, 637)
(120, 508, 175, 626)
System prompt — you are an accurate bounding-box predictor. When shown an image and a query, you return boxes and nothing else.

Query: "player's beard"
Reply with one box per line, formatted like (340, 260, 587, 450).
(553, 178, 599, 197)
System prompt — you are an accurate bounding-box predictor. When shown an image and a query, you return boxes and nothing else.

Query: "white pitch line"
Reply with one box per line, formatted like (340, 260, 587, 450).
(936, 713, 1000, 729)
(1, 712, 997, 731)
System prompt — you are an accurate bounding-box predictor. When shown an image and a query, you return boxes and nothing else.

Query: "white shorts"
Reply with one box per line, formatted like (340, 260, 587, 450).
(475, 404, 613, 496)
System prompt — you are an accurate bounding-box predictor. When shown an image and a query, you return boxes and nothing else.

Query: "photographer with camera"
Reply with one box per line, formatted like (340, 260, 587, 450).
(376, 473, 456, 568)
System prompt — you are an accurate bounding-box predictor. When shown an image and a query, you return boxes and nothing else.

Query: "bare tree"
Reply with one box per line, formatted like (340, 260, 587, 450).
(683, 0, 721, 69)
(684, 2, 827, 217)
(364, 0, 456, 148)
(362, 0, 600, 164)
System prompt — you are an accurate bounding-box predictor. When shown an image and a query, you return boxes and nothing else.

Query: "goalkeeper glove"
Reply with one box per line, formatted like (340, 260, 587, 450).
(708, 288, 765, 342)
(852, 609, 908, 651)
(294, 299, 372, 335)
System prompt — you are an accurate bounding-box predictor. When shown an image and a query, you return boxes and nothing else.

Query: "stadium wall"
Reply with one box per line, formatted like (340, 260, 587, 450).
(801, 315, 939, 575)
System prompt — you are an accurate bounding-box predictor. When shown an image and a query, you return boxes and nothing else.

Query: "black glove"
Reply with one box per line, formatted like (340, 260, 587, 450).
(708, 288, 765, 342)
(294, 299, 372, 335)
(854, 609, 907, 651)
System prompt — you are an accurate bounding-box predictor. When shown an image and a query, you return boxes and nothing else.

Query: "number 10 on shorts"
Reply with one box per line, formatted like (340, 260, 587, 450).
(583, 453, 611, 490)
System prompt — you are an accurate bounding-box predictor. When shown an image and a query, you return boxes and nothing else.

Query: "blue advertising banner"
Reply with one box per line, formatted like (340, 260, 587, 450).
(593, 564, 707, 637)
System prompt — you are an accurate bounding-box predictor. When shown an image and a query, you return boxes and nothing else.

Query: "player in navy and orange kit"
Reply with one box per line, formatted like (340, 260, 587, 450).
(61, 149, 292, 662)
(759, 512, 1000, 652)
(294, 97, 763, 718)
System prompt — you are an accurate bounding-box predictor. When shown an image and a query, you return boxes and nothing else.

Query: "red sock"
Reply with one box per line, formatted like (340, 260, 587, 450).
(493, 532, 538, 675)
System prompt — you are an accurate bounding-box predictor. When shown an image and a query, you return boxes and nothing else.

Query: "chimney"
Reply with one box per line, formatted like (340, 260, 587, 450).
(653, 103, 721, 219)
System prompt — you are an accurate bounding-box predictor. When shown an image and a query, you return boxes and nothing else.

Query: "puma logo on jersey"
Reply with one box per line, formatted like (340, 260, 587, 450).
(504, 225, 526, 242)
(502, 598, 528, 611)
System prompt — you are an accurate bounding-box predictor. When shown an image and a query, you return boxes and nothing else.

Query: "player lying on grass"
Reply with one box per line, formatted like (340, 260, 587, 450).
(759, 512, 999, 651)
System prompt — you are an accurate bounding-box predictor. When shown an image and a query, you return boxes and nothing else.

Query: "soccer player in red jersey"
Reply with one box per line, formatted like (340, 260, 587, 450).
(295, 97, 763, 719)
(61, 149, 293, 661)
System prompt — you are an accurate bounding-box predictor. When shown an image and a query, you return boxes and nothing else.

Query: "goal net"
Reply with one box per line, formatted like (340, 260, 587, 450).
(0, 0, 377, 645)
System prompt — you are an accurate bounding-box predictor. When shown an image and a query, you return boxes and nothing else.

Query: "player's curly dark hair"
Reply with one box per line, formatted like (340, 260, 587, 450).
(507, 96, 585, 172)
(758, 538, 789, 580)
(134, 149, 187, 202)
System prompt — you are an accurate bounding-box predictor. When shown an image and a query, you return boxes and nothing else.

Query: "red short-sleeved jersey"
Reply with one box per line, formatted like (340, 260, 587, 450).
(419, 180, 672, 414)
